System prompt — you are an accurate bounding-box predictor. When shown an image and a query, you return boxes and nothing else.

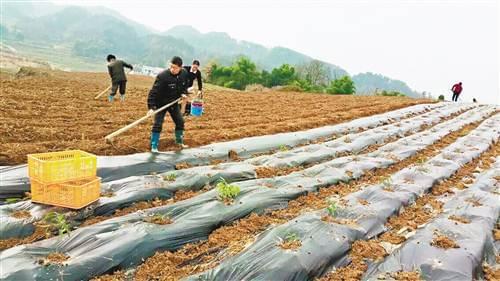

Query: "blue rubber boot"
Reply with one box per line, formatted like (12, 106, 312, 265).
(150, 132, 160, 153)
(175, 130, 188, 149)
(108, 95, 114, 102)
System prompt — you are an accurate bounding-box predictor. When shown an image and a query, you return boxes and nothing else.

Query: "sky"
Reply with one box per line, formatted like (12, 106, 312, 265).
(47, 0, 500, 103)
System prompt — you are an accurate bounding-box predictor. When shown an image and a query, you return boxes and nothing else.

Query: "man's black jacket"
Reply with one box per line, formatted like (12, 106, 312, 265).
(147, 68, 189, 110)
(107, 60, 133, 83)
(183, 66, 203, 90)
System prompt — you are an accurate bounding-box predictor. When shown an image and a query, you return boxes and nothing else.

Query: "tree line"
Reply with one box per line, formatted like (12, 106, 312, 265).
(206, 57, 357, 95)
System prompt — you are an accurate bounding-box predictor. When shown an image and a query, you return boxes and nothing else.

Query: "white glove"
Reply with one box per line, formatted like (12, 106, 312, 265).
(147, 109, 154, 117)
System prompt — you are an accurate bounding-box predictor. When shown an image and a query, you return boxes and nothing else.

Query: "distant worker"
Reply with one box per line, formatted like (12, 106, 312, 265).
(147, 56, 189, 152)
(451, 82, 463, 102)
(181, 60, 203, 116)
(473, 98, 477, 103)
(106, 54, 133, 102)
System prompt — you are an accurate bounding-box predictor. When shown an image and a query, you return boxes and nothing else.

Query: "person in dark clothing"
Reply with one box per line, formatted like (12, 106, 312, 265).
(147, 56, 189, 152)
(107, 54, 133, 102)
(451, 82, 463, 102)
(181, 60, 203, 116)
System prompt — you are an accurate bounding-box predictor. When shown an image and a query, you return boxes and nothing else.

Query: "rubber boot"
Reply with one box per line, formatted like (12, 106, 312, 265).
(184, 102, 191, 116)
(108, 95, 114, 102)
(150, 132, 160, 153)
(120, 95, 125, 102)
(175, 130, 188, 149)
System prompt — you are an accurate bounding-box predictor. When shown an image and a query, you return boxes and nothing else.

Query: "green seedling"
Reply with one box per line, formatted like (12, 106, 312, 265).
(216, 178, 241, 201)
(380, 176, 393, 188)
(327, 200, 338, 217)
(279, 145, 289, 152)
(415, 158, 429, 173)
(416, 157, 428, 165)
(284, 232, 300, 242)
(42, 212, 71, 236)
(163, 173, 177, 181)
(5, 198, 22, 204)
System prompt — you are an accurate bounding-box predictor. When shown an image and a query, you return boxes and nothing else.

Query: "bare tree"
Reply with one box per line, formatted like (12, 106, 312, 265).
(297, 60, 330, 86)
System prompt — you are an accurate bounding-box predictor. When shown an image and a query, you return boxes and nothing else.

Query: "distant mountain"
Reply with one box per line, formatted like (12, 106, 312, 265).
(353, 72, 419, 97)
(163, 26, 348, 77)
(2, 2, 421, 96)
(3, 2, 154, 37)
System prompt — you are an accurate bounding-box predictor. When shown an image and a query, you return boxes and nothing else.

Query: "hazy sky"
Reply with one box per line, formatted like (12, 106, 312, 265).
(51, 0, 499, 103)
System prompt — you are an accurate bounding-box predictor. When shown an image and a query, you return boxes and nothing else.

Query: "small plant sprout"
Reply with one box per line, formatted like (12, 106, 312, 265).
(163, 173, 177, 181)
(42, 212, 71, 236)
(216, 178, 241, 201)
(415, 157, 429, 173)
(279, 145, 289, 152)
(284, 232, 300, 242)
(380, 176, 393, 188)
(327, 199, 338, 217)
(5, 198, 22, 204)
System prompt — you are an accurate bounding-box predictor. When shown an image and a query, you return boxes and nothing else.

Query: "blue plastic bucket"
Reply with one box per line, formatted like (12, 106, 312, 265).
(190, 100, 203, 117)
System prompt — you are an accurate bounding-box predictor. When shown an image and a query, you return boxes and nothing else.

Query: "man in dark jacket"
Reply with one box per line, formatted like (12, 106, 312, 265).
(181, 60, 203, 116)
(107, 54, 133, 102)
(451, 82, 463, 102)
(147, 56, 189, 152)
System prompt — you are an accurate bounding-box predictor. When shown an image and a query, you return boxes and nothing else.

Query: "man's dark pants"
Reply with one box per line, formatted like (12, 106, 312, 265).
(452, 92, 460, 102)
(152, 103, 184, 133)
(110, 81, 127, 96)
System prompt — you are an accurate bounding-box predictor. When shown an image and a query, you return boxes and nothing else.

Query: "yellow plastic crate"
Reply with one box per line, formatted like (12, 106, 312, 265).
(28, 150, 97, 184)
(31, 177, 101, 209)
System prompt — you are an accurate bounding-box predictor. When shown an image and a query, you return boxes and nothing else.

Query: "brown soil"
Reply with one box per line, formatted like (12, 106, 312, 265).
(319, 261, 367, 281)
(175, 162, 192, 170)
(228, 149, 240, 161)
(321, 216, 359, 228)
(484, 265, 500, 281)
(380, 231, 407, 244)
(494, 229, 500, 241)
(465, 197, 482, 207)
(101, 192, 115, 197)
(255, 166, 304, 178)
(358, 199, 369, 205)
(92, 271, 126, 281)
(0, 69, 432, 165)
(173, 190, 198, 201)
(391, 271, 422, 281)
(351, 240, 387, 261)
(430, 234, 460, 249)
(448, 215, 471, 224)
(11, 210, 31, 219)
(0, 226, 49, 250)
(80, 197, 175, 227)
(38, 252, 69, 265)
(144, 215, 173, 225)
(432, 142, 499, 196)
(319, 240, 387, 280)
(279, 239, 302, 250)
(386, 196, 443, 231)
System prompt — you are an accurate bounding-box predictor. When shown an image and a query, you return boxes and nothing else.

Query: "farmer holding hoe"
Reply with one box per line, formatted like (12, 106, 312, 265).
(106, 54, 133, 102)
(147, 56, 189, 152)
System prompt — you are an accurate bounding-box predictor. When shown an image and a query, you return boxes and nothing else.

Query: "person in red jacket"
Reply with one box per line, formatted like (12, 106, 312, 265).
(451, 82, 463, 102)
